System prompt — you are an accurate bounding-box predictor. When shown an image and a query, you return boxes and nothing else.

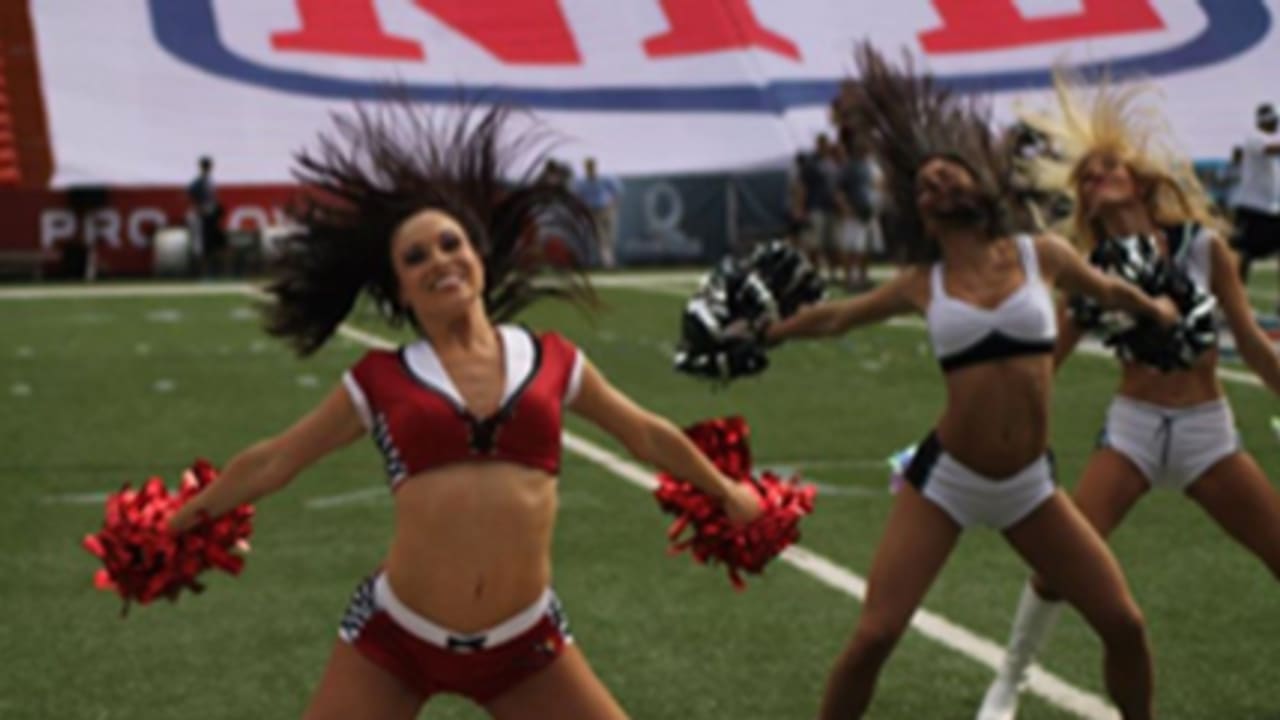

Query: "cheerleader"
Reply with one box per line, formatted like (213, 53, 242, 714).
(977, 72, 1280, 720)
(766, 46, 1177, 719)
(167, 104, 761, 719)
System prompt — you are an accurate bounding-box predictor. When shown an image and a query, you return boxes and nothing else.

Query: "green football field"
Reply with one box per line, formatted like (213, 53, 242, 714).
(1, 271, 1277, 719)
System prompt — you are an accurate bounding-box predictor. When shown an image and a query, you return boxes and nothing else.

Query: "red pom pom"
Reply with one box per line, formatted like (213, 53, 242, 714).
(655, 417, 816, 589)
(82, 460, 253, 615)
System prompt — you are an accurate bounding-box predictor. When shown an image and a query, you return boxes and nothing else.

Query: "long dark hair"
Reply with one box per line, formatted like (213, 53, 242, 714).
(264, 101, 598, 356)
(841, 43, 1017, 263)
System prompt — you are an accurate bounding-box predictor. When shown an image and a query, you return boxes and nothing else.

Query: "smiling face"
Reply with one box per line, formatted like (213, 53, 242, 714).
(390, 209, 486, 327)
(1073, 152, 1142, 219)
(915, 156, 984, 228)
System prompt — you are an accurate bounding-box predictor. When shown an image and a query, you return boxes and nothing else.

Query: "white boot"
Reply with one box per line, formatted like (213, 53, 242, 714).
(976, 582, 1063, 720)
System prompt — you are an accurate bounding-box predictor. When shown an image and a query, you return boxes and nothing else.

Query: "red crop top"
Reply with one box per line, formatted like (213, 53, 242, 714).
(342, 325, 585, 489)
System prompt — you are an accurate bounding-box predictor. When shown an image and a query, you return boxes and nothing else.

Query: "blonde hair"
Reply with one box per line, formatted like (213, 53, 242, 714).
(1020, 69, 1227, 251)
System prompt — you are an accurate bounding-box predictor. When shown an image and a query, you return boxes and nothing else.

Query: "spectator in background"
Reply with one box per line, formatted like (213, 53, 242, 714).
(795, 134, 840, 277)
(571, 157, 623, 268)
(786, 152, 811, 257)
(1231, 103, 1280, 296)
(833, 135, 884, 290)
(188, 156, 226, 277)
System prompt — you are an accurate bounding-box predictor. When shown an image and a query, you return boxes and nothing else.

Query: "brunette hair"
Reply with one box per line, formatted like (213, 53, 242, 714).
(842, 43, 1018, 262)
(264, 101, 598, 355)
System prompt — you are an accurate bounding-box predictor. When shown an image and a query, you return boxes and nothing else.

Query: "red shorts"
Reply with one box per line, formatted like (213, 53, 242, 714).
(338, 573, 571, 704)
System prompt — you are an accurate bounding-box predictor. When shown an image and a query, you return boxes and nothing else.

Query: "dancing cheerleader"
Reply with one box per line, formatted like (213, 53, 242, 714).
(977, 73, 1280, 720)
(765, 46, 1179, 719)
(165, 104, 760, 719)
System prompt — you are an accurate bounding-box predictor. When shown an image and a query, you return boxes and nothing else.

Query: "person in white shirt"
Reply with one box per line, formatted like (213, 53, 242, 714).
(1230, 104, 1280, 285)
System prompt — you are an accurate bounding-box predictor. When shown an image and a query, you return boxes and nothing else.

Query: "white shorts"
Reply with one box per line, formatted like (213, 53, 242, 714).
(837, 217, 884, 254)
(1098, 396, 1241, 491)
(904, 432, 1056, 529)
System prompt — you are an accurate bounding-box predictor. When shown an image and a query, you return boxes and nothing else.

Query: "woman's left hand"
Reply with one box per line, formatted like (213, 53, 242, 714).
(1150, 295, 1180, 328)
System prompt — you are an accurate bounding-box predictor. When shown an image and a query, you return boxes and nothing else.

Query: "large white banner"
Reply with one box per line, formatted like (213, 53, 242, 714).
(29, 0, 1280, 186)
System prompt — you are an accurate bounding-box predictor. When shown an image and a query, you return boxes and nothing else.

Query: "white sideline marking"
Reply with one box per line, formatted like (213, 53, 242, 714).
(589, 272, 703, 287)
(42, 491, 109, 505)
(606, 284, 690, 298)
(0, 274, 702, 302)
(761, 458, 890, 470)
(761, 464, 883, 497)
(145, 308, 183, 323)
(306, 487, 385, 509)
(0, 283, 254, 300)
(806, 482, 878, 497)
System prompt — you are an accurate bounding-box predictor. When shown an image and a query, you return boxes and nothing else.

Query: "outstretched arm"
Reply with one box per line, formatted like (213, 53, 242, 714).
(169, 385, 366, 532)
(1210, 236, 1280, 395)
(1035, 234, 1178, 326)
(765, 266, 921, 343)
(569, 360, 760, 524)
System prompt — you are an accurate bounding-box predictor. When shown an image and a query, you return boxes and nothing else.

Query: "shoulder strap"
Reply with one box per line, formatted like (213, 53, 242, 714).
(1016, 234, 1041, 278)
(929, 262, 946, 301)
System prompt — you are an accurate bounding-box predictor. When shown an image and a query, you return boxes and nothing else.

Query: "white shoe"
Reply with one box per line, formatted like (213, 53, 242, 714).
(975, 677, 1020, 720)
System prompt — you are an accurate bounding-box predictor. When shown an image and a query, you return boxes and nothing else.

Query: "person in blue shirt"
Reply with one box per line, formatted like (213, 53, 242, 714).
(187, 156, 226, 276)
(571, 157, 624, 268)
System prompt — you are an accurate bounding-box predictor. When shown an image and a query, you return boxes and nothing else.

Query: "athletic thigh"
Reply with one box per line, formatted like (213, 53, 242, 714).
(1187, 451, 1280, 573)
(485, 645, 628, 720)
(1070, 449, 1150, 540)
(303, 641, 423, 720)
(1004, 492, 1140, 628)
(859, 484, 962, 634)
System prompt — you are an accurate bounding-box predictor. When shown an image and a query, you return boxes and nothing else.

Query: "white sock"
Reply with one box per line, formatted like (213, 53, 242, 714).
(977, 583, 1064, 719)
(996, 581, 1063, 687)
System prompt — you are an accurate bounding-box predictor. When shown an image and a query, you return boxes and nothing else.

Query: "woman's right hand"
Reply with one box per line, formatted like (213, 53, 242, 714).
(723, 481, 764, 527)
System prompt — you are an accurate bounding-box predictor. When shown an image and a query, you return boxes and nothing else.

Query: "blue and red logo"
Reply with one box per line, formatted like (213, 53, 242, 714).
(149, 0, 1269, 112)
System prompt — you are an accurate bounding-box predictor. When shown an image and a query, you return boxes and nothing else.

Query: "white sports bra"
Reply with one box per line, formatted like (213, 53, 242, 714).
(927, 234, 1058, 372)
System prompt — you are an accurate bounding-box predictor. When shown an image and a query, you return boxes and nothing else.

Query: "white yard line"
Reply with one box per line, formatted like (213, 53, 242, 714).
(41, 491, 110, 505)
(761, 458, 892, 470)
(804, 482, 880, 497)
(0, 283, 254, 300)
(0, 274, 704, 302)
(305, 487, 385, 509)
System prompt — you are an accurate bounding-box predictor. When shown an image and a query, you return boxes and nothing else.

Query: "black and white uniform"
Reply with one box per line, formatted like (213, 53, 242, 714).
(906, 234, 1058, 529)
(1098, 224, 1242, 491)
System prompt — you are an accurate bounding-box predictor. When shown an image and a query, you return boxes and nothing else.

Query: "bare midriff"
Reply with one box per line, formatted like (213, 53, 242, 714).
(383, 461, 557, 634)
(936, 354, 1053, 478)
(1117, 348, 1223, 407)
